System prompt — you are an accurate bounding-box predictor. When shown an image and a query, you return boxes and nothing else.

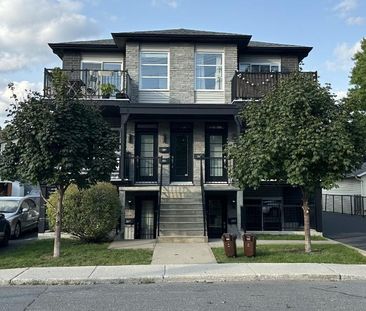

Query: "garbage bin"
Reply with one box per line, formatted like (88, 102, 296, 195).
(243, 234, 256, 257)
(221, 233, 237, 257)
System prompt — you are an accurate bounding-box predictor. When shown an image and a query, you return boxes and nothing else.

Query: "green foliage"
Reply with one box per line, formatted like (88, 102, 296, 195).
(47, 183, 121, 242)
(349, 38, 366, 106)
(0, 68, 119, 189)
(227, 73, 364, 192)
(46, 185, 81, 231)
(100, 83, 116, 96)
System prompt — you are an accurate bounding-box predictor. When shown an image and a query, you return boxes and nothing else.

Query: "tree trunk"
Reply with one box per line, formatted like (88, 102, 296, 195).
(53, 187, 64, 258)
(302, 189, 312, 253)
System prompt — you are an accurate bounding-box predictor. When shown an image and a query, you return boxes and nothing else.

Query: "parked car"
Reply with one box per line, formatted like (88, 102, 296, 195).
(0, 213, 11, 246)
(0, 196, 40, 239)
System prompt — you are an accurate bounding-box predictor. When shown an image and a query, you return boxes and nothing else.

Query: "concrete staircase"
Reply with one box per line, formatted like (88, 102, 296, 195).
(158, 185, 207, 243)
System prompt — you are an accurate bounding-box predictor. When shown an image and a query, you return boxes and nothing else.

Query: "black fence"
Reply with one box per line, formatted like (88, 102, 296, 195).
(322, 194, 366, 216)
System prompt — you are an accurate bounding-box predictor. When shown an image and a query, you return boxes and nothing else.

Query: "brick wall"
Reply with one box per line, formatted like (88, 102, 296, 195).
(125, 42, 140, 103)
(224, 45, 238, 103)
(62, 52, 81, 70)
(281, 55, 299, 72)
(170, 43, 195, 103)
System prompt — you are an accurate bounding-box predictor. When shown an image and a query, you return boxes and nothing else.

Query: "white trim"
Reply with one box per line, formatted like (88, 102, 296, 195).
(139, 51, 170, 91)
(194, 51, 225, 91)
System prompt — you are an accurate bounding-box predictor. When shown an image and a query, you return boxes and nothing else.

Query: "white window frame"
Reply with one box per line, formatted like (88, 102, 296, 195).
(239, 62, 281, 73)
(195, 51, 224, 92)
(139, 51, 170, 91)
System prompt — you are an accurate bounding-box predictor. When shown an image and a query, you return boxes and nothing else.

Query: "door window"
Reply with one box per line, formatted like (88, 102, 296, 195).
(139, 134, 155, 177)
(140, 200, 154, 239)
(209, 135, 223, 176)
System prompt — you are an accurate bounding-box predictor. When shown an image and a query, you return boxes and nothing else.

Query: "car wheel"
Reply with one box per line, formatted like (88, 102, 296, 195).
(13, 222, 21, 239)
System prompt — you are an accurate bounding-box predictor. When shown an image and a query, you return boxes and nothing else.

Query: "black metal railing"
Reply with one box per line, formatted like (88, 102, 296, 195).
(231, 71, 317, 101)
(156, 157, 163, 237)
(44, 68, 131, 100)
(201, 156, 233, 184)
(199, 156, 207, 237)
(322, 194, 366, 216)
(123, 156, 161, 184)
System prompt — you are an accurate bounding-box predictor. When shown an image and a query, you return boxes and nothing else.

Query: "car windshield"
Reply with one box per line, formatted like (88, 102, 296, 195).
(0, 200, 19, 213)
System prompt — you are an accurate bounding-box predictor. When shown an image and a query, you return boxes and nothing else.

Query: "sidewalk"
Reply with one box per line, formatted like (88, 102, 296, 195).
(2, 263, 366, 286)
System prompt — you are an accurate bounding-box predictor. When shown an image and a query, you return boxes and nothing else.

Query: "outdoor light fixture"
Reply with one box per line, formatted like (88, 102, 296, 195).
(128, 134, 134, 144)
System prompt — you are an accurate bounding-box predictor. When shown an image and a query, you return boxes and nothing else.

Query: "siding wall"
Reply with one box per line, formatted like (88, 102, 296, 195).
(62, 52, 81, 70)
(322, 179, 361, 196)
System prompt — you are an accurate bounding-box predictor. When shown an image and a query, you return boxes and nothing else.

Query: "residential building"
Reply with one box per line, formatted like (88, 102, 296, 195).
(46, 28, 322, 241)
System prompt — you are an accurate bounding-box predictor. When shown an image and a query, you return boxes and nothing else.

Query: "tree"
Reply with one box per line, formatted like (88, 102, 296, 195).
(227, 73, 364, 253)
(349, 38, 366, 107)
(0, 69, 119, 257)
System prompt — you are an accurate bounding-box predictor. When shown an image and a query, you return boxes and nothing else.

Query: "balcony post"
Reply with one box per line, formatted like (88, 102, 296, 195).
(119, 113, 129, 180)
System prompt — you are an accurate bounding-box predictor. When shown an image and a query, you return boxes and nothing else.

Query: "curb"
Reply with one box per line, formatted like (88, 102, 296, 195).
(2, 263, 366, 286)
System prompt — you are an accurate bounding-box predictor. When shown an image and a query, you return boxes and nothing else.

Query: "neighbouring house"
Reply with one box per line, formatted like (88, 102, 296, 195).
(322, 162, 366, 215)
(45, 28, 322, 241)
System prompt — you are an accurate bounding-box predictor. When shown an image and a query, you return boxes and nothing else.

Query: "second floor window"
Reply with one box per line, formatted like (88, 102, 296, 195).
(239, 63, 279, 73)
(140, 52, 169, 90)
(196, 53, 223, 90)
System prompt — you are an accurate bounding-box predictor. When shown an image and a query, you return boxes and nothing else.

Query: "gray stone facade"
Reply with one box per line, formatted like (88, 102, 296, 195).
(62, 52, 81, 70)
(125, 42, 140, 103)
(224, 45, 238, 104)
(281, 55, 299, 72)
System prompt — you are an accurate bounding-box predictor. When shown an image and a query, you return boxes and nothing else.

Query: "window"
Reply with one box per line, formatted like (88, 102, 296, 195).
(239, 63, 280, 73)
(196, 53, 223, 90)
(140, 52, 169, 90)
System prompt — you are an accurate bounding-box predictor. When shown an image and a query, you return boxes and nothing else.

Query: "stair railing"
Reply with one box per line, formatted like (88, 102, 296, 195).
(200, 155, 207, 237)
(156, 156, 163, 238)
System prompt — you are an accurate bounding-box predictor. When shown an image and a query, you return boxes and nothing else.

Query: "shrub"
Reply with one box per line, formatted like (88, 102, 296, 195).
(46, 183, 121, 242)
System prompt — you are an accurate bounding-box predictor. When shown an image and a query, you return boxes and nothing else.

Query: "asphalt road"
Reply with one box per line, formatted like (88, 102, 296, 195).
(1, 281, 366, 311)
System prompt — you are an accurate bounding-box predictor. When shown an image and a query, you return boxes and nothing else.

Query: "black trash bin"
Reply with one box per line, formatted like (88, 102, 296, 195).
(243, 234, 256, 257)
(221, 233, 237, 257)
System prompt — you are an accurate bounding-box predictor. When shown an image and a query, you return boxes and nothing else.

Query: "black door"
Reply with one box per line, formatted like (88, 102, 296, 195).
(205, 124, 228, 183)
(135, 196, 156, 239)
(170, 126, 193, 182)
(135, 129, 158, 182)
(207, 197, 227, 238)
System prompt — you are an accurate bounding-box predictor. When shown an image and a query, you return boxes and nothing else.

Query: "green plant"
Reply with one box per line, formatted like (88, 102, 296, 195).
(47, 183, 121, 242)
(100, 83, 116, 97)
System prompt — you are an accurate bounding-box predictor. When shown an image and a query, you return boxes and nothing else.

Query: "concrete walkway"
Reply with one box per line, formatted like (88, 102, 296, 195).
(151, 243, 217, 264)
(2, 263, 366, 286)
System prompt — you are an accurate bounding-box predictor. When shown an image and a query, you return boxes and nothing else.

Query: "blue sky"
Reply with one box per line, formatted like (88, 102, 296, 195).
(0, 0, 365, 125)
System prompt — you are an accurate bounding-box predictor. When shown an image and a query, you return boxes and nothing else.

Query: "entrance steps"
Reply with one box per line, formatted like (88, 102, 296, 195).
(158, 185, 206, 243)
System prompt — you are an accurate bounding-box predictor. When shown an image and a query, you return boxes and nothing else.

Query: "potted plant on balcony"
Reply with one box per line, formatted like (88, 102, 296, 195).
(100, 83, 116, 99)
(115, 89, 128, 99)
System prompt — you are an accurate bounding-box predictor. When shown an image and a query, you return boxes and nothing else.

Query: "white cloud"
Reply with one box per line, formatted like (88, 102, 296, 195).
(333, 0, 358, 15)
(0, 80, 42, 127)
(0, 0, 100, 73)
(334, 90, 348, 101)
(325, 41, 362, 72)
(346, 16, 365, 25)
(151, 0, 178, 8)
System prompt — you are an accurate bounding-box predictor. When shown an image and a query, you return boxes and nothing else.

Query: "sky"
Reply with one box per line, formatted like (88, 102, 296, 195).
(0, 0, 365, 126)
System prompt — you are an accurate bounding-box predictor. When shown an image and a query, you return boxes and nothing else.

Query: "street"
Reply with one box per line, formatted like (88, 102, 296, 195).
(1, 281, 366, 311)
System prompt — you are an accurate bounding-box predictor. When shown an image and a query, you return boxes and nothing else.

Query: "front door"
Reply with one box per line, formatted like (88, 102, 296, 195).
(205, 123, 228, 183)
(135, 197, 156, 239)
(207, 197, 227, 238)
(135, 124, 158, 182)
(170, 125, 193, 182)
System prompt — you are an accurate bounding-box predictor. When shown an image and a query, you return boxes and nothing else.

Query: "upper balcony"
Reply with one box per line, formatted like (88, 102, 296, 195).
(44, 68, 132, 100)
(231, 71, 317, 101)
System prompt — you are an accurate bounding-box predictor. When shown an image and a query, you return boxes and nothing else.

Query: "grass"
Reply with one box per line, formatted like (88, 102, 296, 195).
(254, 234, 327, 241)
(212, 244, 366, 264)
(0, 239, 152, 269)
